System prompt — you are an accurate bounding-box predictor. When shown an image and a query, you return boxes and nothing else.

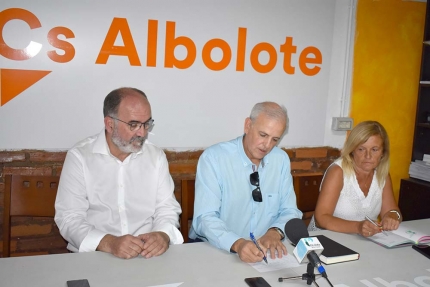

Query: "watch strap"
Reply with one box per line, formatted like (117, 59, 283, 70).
(270, 227, 285, 241)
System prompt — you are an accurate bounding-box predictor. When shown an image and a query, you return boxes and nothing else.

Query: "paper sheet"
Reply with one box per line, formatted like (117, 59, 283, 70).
(248, 253, 301, 272)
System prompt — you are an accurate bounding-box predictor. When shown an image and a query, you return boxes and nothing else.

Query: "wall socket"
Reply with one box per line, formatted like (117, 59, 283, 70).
(332, 117, 353, 131)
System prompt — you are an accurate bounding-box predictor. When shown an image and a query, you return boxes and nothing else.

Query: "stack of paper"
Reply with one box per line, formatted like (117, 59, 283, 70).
(409, 154, 430, 182)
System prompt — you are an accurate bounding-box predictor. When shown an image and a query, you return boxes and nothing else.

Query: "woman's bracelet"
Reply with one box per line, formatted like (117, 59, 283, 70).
(388, 210, 401, 221)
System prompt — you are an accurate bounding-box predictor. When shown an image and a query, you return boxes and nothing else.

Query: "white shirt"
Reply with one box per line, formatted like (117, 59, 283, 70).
(308, 159, 384, 231)
(55, 130, 183, 252)
(331, 159, 383, 221)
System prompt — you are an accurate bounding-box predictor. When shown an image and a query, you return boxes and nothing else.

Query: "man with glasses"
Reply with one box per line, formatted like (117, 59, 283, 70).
(55, 87, 183, 259)
(189, 102, 302, 263)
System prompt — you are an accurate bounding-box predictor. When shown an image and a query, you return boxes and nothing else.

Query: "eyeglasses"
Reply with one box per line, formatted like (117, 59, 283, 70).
(250, 171, 262, 202)
(109, 116, 154, 131)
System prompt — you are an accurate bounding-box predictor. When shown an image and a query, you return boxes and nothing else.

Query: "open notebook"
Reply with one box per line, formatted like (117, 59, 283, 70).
(368, 224, 430, 248)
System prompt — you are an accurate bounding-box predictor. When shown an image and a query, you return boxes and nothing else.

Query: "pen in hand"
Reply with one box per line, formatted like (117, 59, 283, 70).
(250, 232, 268, 264)
(365, 215, 388, 236)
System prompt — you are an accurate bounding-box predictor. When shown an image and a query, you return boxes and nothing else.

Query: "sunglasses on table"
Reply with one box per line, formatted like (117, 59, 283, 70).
(250, 171, 262, 202)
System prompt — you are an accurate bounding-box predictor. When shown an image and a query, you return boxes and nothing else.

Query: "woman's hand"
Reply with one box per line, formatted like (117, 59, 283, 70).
(381, 211, 401, 231)
(359, 220, 383, 237)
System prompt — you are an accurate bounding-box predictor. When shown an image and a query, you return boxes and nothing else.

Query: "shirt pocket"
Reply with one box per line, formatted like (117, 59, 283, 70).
(265, 193, 280, 217)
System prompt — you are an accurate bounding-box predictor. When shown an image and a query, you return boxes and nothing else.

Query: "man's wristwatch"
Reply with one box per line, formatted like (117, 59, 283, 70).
(270, 227, 285, 241)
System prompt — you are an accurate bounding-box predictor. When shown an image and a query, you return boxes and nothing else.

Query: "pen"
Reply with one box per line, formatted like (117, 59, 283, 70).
(365, 215, 388, 236)
(250, 232, 268, 264)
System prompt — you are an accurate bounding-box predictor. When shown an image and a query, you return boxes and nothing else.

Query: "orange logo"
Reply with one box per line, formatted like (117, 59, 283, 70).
(95, 19, 322, 75)
(1, 7, 323, 106)
(0, 8, 74, 106)
(1, 69, 51, 106)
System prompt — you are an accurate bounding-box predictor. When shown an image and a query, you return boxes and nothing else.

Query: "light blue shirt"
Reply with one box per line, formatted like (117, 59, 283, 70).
(189, 135, 302, 252)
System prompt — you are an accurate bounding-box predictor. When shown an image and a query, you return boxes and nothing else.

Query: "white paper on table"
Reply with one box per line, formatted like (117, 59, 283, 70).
(248, 253, 301, 273)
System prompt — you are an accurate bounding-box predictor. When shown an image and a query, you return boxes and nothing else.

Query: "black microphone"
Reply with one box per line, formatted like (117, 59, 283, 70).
(284, 218, 328, 278)
(284, 218, 309, 246)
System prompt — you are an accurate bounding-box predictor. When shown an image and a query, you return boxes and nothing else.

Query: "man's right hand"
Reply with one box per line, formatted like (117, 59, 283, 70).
(97, 234, 145, 259)
(231, 238, 265, 263)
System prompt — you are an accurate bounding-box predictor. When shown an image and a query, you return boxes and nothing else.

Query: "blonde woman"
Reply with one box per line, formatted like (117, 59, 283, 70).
(308, 121, 402, 237)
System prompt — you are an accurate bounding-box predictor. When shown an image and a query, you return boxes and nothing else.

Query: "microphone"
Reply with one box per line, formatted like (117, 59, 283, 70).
(284, 218, 327, 277)
(284, 218, 309, 246)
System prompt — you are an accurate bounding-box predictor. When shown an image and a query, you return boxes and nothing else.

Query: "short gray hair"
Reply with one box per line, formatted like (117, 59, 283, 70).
(249, 102, 288, 129)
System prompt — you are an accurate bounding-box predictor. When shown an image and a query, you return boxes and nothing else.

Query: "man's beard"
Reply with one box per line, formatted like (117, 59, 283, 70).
(111, 126, 146, 153)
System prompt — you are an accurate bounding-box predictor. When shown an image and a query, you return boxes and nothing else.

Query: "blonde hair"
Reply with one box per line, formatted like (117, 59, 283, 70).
(341, 121, 390, 186)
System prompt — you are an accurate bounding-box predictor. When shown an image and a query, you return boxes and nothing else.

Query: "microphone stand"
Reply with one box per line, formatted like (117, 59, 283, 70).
(278, 262, 320, 286)
(303, 262, 320, 286)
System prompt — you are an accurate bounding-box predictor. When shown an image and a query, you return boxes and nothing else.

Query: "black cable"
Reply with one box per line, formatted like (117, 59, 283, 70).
(324, 276, 334, 287)
(319, 271, 334, 287)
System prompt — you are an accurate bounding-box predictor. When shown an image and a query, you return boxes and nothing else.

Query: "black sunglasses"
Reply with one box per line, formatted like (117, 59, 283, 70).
(250, 171, 262, 202)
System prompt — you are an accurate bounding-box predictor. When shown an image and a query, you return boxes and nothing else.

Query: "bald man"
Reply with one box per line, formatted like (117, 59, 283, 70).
(55, 87, 183, 259)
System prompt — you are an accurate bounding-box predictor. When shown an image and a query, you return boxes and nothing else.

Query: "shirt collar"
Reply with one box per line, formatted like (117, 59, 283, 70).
(93, 129, 110, 155)
(237, 134, 268, 168)
(92, 129, 144, 159)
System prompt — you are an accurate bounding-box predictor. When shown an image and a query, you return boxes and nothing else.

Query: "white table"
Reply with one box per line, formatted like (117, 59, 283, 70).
(1, 219, 429, 287)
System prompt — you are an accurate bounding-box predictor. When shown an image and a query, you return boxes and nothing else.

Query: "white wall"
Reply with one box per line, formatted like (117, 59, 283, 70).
(0, 0, 355, 150)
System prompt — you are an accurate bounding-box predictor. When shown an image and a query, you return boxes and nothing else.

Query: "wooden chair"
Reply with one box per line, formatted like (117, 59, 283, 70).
(180, 179, 195, 243)
(3, 175, 60, 257)
(293, 174, 323, 227)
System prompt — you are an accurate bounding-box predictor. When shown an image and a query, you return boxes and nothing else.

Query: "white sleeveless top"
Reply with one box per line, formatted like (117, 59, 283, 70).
(308, 159, 385, 231)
